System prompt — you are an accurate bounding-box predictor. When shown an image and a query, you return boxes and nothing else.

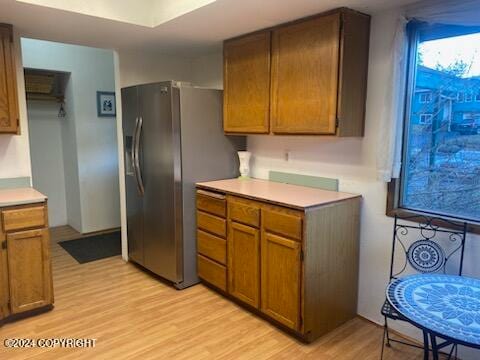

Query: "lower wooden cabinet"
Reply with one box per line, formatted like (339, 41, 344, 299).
(196, 189, 360, 342)
(0, 202, 53, 323)
(7, 228, 52, 314)
(227, 221, 260, 308)
(261, 232, 301, 330)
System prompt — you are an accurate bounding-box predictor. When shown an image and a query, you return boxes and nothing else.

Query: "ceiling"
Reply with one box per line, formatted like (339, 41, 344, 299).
(0, 0, 418, 56)
(16, 0, 218, 28)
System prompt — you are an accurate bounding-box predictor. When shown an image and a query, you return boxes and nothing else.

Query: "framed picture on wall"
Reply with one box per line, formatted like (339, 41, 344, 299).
(97, 91, 116, 117)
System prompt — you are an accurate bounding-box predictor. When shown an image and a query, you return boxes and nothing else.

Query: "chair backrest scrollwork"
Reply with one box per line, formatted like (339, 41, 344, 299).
(389, 214, 467, 280)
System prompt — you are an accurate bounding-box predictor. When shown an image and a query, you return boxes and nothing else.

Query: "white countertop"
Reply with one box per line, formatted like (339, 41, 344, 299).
(0, 188, 47, 207)
(196, 178, 360, 210)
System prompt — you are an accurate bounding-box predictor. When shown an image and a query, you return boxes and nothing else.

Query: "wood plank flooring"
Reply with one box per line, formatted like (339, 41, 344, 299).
(0, 225, 429, 359)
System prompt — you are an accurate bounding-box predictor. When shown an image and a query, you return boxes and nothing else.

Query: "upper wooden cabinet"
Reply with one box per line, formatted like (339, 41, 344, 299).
(271, 14, 340, 134)
(0, 24, 20, 135)
(224, 32, 271, 134)
(223, 8, 370, 137)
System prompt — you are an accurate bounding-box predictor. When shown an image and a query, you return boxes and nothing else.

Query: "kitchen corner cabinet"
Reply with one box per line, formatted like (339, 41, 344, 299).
(0, 24, 20, 134)
(223, 8, 370, 137)
(195, 181, 361, 342)
(0, 201, 53, 323)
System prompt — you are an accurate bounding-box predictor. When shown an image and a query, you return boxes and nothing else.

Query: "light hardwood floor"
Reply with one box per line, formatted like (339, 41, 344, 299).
(0, 225, 428, 359)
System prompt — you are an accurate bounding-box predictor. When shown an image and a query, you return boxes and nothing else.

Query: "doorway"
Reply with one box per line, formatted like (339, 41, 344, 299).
(22, 38, 122, 263)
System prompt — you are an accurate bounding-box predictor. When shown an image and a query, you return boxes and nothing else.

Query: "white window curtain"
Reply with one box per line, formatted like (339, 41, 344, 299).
(376, 0, 480, 182)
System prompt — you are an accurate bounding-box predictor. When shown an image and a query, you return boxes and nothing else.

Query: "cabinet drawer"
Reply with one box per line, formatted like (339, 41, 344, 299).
(198, 254, 227, 291)
(228, 198, 260, 227)
(262, 207, 303, 241)
(2, 205, 46, 232)
(196, 190, 226, 218)
(197, 230, 226, 265)
(197, 211, 227, 238)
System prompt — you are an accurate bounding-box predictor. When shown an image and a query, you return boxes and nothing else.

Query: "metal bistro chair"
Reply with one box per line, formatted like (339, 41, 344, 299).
(380, 214, 467, 359)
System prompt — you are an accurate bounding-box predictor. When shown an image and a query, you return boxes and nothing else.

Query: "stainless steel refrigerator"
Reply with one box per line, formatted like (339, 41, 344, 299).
(122, 81, 245, 289)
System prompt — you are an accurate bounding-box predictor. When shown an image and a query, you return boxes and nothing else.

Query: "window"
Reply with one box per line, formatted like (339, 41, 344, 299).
(419, 113, 433, 124)
(419, 92, 432, 103)
(388, 22, 480, 225)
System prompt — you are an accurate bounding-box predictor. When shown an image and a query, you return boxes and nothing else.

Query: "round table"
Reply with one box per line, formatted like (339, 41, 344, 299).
(386, 274, 480, 359)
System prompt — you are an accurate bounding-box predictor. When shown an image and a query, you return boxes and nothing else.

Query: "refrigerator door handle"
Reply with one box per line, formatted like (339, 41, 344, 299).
(131, 116, 139, 176)
(134, 116, 145, 196)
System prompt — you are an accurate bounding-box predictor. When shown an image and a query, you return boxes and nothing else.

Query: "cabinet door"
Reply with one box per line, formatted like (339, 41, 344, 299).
(271, 13, 340, 134)
(227, 221, 260, 308)
(7, 228, 53, 314)
(0, 25, 19, 134)
(224, 32, 271, 134)
(261, 232, 301, 330)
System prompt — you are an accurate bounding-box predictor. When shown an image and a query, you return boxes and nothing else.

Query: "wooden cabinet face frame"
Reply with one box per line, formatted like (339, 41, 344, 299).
(0, 222, 9, 320)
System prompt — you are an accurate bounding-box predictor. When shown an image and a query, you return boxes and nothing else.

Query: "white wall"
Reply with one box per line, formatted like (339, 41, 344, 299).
(191, 52, 223, 89)
(22, 39, 120, 234)
(27, 101, 68, 226)
(117, 49, 194, 88)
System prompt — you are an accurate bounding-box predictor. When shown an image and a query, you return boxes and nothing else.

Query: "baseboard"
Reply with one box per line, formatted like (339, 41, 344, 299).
(357, 315, 424, 346)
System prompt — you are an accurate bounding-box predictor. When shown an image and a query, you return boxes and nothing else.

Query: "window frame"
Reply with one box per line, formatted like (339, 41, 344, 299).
(386, 21, 480, 234)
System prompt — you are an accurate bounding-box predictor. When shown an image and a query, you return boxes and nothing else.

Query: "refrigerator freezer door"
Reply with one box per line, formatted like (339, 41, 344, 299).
(122, 86, 144, 265)
(139, 82, 183, 283)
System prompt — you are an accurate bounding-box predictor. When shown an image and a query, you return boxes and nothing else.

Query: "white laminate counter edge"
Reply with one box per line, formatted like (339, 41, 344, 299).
(0, 188, 48, 208)
(196, 178, 361, 210)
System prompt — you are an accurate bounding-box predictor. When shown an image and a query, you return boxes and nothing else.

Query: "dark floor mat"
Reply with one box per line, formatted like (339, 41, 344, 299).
(58, 231, 121, 264)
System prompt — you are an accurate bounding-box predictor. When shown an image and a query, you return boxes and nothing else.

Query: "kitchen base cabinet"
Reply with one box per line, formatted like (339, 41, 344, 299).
(0, 201, 53, 324)
(196, 182, 361, 342)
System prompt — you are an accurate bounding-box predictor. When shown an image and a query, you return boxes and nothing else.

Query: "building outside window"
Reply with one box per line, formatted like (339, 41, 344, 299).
(419, 113, 433, 124)
(419, 92, 432, 103)
(396, 22, 480, 223)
